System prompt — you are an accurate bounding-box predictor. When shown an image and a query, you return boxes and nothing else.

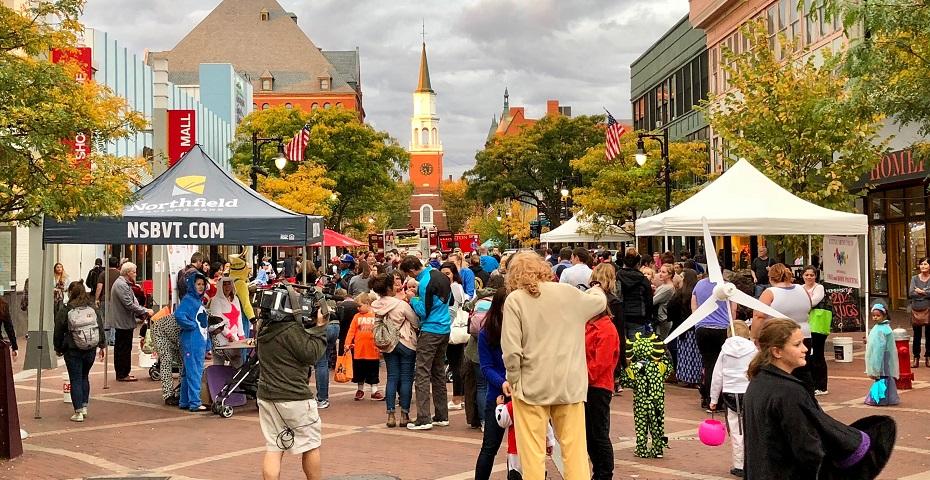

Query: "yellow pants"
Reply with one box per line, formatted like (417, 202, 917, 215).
(512, 396, 589, 480)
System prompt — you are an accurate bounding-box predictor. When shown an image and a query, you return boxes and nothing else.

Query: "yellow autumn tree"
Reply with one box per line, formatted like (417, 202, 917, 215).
(257, 162, 335, 216)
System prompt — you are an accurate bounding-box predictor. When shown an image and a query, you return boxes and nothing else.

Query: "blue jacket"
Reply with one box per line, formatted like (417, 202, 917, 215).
(176, 272, 208, 337)
(459, 266, 476, 298)
(410, 266, 452, 335)
(480, 255, 499, 273)
(478, 329, 506, 404)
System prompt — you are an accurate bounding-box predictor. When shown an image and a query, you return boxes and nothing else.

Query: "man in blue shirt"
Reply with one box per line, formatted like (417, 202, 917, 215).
(400, 255, 452, 430)
(478, 246, 499, 273)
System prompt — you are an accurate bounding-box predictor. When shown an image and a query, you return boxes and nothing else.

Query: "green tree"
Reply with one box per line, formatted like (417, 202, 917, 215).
(232, 106, 409, 231)
(818, 0, 930, 134)
(572, 134, 710, 235)
(700, 19, 884, 213)
(341, 181, 414, 236)
(441, 179, 477, 233)
(0, 0, 148, 223)
(464, 208, 507, 249)
(464, 114, 605, 228)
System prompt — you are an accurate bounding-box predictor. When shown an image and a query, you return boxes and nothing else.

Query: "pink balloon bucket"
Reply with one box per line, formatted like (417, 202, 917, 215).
(698, 418, 727, 446)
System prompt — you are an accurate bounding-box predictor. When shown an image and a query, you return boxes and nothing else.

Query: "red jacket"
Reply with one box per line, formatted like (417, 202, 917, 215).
(585, 314, 620, 391)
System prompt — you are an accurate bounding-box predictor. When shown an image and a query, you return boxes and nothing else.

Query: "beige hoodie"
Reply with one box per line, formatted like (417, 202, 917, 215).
(371, 295, 420, 352)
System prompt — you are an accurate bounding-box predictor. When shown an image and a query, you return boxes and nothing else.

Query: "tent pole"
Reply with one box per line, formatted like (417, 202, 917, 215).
(302, 245, 307, 285)
(864, 234, 870, 334)
(33, 245, 48, 419)
(807, 235, 817, 268)
(103, 245, 110, 390)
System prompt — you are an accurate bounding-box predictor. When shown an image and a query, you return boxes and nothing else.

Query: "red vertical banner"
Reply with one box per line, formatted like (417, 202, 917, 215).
(167, 109, 196, 166)
(51, 47, 93, 170)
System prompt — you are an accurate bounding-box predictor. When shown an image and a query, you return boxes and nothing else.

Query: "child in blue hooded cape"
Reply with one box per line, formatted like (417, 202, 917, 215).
(176, 271, 210, 412)
(865, 303, 900, 406)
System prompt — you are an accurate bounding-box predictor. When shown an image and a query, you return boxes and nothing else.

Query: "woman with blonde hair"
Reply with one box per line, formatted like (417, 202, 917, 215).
(754, 263, 814, 392)
(501, 252, 607, 479)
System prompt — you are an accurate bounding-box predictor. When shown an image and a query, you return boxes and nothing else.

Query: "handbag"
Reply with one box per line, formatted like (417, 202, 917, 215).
(806, 286, 833, 335)
(449, 306, 470, 345)
(334, 349, 353, 383)
(142, 324, 154, 354)
(913, 307, 930, 327)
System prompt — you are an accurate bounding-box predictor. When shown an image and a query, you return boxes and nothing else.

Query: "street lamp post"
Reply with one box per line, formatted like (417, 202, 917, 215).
(634, 128, 670, 211)
(635, 128, 670, 251)
(250, 132, 285, 270)
(250, 131, 286, 191)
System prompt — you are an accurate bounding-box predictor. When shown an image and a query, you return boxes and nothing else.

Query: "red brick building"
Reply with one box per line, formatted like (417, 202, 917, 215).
(486, 90, 572, 141)
(408, 42, 445, 230)
(149, 0, 363, 118)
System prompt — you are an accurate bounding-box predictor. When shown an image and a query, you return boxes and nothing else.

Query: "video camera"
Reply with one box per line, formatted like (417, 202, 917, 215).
(257, 282, 335, 328)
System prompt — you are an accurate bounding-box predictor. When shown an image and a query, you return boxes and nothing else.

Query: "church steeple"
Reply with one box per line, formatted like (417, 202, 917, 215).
(416, 43, 433, 93)
(504, 87, 509, 110)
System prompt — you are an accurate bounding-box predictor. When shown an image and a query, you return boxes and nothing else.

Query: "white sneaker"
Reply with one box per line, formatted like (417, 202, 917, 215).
(407, 421, 433, 430)
(447, 401, 464, 411)
(433, 419, 450, 427)
(317, 400, 330, 409)
(70, 412, 84, 423)
(814, 390, 829, 396)
(79, 406, 87, 416)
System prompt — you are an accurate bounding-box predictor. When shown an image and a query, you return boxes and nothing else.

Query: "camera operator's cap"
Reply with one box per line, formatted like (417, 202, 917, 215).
(340, 254, 355, 264)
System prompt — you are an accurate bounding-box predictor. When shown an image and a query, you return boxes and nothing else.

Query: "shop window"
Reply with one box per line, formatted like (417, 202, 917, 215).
(869, 192, 884, 221)
(885, 189, 904, 219)
(907, 185, 926, 217)
(871, 224, 887, 294)
(909, 221, 927, 274)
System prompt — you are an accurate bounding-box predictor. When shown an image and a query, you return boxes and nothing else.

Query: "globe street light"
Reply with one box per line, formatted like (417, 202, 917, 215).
(560, 186, 570, 198)
(274, 148, 287, 172)
(634, 137, 648, 166)
(250, 132, 284, 190)
(633, 129, 670, 211)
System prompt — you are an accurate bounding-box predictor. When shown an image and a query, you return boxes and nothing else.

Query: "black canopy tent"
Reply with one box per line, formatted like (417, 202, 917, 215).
(44, 145, 324, 246)
(30, 146, 323, 418)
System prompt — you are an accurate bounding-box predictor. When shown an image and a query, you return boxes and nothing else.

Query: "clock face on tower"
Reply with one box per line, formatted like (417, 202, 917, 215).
(419, 162, 433, 175)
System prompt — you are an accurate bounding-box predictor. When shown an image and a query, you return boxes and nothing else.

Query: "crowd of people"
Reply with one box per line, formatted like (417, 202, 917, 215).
(0, 242, 903, 480)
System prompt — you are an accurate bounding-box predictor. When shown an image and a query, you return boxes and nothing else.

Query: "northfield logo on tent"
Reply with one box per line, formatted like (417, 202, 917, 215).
(173, 175, 206, 196)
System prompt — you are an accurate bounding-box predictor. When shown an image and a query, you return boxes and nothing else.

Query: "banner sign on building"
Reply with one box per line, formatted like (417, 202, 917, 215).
(823, 235, 861, 289)
(168, 109, 196, 166)
(51, 47, 93, 169)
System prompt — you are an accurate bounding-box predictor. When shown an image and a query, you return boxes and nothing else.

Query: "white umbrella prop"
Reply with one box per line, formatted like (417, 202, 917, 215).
(664, 218, 789, 344)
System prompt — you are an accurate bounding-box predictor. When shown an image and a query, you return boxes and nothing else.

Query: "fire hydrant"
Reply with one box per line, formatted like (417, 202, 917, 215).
(894, 328, 914, 390)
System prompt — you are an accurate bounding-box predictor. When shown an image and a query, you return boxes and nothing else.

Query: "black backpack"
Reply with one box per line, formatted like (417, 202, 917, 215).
(85, 266, 104, 291)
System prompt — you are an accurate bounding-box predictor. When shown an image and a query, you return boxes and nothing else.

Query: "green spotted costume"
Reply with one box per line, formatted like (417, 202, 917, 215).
(624, 332, 669, 458)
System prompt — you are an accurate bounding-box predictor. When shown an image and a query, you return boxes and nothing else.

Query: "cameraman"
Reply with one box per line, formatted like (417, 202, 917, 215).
(256, 291, 329, 480)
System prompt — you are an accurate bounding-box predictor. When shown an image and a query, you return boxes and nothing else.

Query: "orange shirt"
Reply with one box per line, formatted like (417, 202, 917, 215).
(345, 311, 380, 360)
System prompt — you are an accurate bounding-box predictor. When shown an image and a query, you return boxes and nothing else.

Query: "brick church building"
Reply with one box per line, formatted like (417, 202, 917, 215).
(149, 0, 363, 118)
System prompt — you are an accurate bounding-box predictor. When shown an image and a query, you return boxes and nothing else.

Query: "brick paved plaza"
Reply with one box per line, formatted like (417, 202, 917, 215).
(3, 333, 930, 480)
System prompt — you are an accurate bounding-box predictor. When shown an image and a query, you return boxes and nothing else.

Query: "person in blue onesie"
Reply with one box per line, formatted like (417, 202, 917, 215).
(176, 271, 209, 412)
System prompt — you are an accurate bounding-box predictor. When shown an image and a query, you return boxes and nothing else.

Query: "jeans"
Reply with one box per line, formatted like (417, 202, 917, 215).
(114, 328, 134, 379)
(695, 327, 728, 404)
(314, 322, 340, 402)
(64, 348, 96, 411)
(475, 362, 487, 423)
(474, 400, 507, 480)
(626, 322, 649, 340)
(414, 332, 449, 423)
(384, 342, 416, 413)
(104, 327, 115, 346)
(809, 332, 829, 391)
(586, 387, 614, 480)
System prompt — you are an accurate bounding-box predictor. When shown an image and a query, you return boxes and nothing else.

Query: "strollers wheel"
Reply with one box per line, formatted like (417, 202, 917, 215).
(220, 405, 234, 418)
(149, 366, 160, 381)
(212, 402, 221, 415)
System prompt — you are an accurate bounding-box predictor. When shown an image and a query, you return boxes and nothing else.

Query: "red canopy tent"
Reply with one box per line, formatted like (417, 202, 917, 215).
(310, 229, 366, 247)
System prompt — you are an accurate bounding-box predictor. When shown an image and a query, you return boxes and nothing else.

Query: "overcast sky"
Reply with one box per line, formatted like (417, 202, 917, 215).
(81, 0, 689, 177)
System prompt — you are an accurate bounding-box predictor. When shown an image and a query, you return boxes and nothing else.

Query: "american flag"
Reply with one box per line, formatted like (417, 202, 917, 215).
(485, 205, 495, 216)
(604, 112, 627, 161)
(284, 125, 310, 162)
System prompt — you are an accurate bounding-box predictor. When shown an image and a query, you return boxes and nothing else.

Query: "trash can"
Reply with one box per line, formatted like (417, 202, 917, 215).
(833, 337, 854, 363)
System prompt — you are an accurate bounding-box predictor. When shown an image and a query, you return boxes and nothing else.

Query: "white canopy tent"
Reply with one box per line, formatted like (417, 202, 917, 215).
(541, 213, 632, 243)
(634, 159, 871, 330)
(635, 159, 867, 236)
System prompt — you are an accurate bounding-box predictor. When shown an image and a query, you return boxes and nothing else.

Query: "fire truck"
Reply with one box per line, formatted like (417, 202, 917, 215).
(368, 229, 480, 256)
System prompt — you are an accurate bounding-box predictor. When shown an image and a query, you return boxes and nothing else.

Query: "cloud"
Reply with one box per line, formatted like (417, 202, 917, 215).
(81, 0, 689, 177)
